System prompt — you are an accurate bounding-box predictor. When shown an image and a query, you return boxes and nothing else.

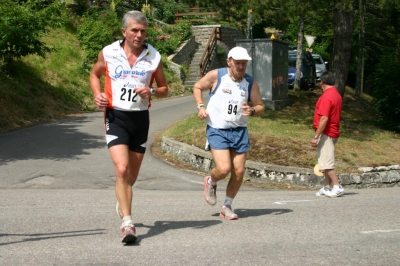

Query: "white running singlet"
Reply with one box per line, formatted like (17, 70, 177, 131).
(205, 68, 254, 129)
(103, 40, 161, 111)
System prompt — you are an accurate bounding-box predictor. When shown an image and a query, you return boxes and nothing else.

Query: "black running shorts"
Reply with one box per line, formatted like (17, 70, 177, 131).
(104, 108, 150, 153)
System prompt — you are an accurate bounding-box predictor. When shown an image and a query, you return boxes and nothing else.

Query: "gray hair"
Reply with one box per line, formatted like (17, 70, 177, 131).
(122, 11, 148, 28)
(320, 71, 335, 85)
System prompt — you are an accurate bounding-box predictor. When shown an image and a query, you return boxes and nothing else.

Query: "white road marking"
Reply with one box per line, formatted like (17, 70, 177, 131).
(360, 229, 400, 234)
(274, 200, 313, 205)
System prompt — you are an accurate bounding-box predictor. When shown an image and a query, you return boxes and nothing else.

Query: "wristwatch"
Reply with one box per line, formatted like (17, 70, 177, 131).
(250, 107, 256, 116)
(150, 87, 155, 95)
(313, 135, 319, 139)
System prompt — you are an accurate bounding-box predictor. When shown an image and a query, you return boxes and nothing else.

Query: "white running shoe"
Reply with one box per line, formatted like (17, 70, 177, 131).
(325, 186, 344, 197)
(203, 176, 217, 206)
(220, 205, 238, 220)
(316, 186, 330, 196)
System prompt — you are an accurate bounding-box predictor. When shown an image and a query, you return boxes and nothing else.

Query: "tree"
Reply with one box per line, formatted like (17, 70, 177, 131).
(331, 0, 355, 97)
(0, 0, 64, 74)
(355, 0, 365, 97)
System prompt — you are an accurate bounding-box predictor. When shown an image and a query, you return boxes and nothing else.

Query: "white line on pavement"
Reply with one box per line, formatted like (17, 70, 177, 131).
(360, 229, 400, 234)
(274, 200, 313, 205)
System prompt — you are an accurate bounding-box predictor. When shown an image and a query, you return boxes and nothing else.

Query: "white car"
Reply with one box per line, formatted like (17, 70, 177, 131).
(312, 54, 328, 81)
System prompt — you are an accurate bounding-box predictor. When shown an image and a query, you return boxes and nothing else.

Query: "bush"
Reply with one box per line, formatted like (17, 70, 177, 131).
(147, 22, 192, 56)
(76, 8, 120, 65)
(369, 51, 400, 132)
(0, 0, 65, 74)
(153, 0, 186, 24)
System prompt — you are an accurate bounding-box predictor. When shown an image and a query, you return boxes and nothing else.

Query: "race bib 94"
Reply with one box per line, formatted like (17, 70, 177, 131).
(223, 98, 244, 122)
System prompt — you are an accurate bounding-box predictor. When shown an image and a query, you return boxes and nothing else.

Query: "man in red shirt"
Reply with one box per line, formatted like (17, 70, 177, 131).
(311, 71, 344, 197)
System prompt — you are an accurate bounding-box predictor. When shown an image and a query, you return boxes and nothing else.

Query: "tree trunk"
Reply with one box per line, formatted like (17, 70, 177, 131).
(355, 0, 365, 98)
(294, 16, 304, 91)
(331, 0, 355, 97)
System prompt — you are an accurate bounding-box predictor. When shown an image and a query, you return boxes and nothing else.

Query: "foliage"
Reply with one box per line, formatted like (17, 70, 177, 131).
(369, 50, 400, 132)
(0, 0, 65, 74)
(65, 0, 90, 16)
(76, 8, 120, 67)
(147, 21, 192, 56)
(153, 0, 187, 24)
(0, 27, 93, 133)
(161, 57, 187, 96)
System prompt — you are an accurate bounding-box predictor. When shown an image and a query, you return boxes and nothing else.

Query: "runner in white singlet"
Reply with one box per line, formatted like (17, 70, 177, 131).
(89, 11, 168, 244)
(193, 47, 265, 220)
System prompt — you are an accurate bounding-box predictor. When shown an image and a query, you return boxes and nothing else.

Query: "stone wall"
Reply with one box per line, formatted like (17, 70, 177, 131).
(219, 26, 246, 49)
(167, 36, 197, 81)
(161, 136, 400, 189)
(165, 25, 246, 80)
(191, 25, 246, 49)
(168, 36, 197, 65)
(191, 25, 217, 45)
(190, 25, 246, 74)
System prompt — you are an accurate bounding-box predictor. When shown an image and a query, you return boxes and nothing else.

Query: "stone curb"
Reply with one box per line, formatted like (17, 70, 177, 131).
(161, 136, 400, 189)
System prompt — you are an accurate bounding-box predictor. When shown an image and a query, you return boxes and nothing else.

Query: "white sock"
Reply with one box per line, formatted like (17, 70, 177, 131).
(223, 196, 233, 206)
(208, 178, 217, 186)
(333, 185, 339, 189)
(122, 216, 132, 226)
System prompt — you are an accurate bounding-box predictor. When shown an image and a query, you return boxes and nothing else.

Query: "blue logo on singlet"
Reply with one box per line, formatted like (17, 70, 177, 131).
(228, 99, 240, 105)
(114, 65, 146, 78)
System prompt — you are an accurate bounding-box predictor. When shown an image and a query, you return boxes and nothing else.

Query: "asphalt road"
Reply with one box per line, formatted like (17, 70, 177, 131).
(1, 95, 399, 265)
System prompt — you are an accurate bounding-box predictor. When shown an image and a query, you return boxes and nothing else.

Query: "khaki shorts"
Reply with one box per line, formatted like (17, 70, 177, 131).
(317, 134, 338, 170)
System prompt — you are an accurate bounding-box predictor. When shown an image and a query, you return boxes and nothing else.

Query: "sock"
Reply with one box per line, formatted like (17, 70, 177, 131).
(208, 178, 217, 186)
(122, 216, 132, 226)
(333, 185, 339, 189)
(223, 196, 233, 206)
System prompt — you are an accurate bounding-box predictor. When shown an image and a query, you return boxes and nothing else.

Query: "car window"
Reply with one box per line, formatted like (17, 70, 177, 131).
(313, 56, 323, 64)
(288, 57, 296, 67)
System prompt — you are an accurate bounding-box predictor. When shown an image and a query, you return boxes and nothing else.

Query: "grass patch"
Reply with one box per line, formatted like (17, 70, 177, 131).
(160, 87, 400, 173)
(0, 26, 188, 134)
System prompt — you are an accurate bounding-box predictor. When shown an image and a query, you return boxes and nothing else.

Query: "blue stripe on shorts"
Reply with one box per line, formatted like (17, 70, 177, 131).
(206, 125, 250, 154)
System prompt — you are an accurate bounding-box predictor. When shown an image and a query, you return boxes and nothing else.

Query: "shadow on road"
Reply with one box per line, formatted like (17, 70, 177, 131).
(0, 114, 105, 164)
(129, 220, 222, 245)
(0, 229, 106, 246)
(212, 208, 293, 219)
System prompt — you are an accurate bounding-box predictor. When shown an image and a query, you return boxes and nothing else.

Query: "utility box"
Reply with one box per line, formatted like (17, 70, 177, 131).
(235, 39, 291, 110)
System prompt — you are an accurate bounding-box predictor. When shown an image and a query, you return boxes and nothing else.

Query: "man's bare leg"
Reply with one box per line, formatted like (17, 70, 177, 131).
(109, 145, 144, 217)
(325, 169, 339, 187)
(210, 149, 232, 182)
(226, 150, 246, 199)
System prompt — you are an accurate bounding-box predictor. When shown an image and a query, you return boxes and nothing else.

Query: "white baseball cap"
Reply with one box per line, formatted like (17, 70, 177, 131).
(227, 47, 252, 60)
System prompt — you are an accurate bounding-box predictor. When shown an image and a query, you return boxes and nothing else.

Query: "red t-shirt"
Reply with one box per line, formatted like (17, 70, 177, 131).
(313, 86, 343, 138)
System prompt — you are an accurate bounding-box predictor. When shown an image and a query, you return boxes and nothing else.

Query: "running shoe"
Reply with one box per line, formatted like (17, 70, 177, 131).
(315, 186, 330, 196)
(116, 202, 123, 219)
(203, 176, 217, 206)
(121, 224, 137, 244)
(220, 205, 238, 220)
(325, 186, 344, 197)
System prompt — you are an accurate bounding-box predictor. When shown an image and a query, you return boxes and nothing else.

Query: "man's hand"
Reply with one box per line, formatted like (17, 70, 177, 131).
(94, 93, 108, 109)
(198, 108, 209, 120)
(310, 137, 319, 147)
(134, 85, 152, 99)
(241, 102, 253, 116)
